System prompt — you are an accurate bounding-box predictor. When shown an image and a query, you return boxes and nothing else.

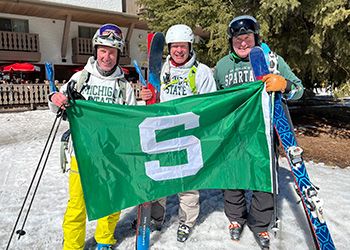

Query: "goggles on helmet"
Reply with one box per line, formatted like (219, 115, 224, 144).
(228, 18, 259, 37)
(98, 24, 123, 41)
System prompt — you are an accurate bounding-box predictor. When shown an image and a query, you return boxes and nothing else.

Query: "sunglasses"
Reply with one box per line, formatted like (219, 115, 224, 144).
(99, 24, 123, 40)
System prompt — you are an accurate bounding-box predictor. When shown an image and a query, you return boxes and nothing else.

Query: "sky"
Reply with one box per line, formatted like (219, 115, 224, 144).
(0, 109, 349, 250)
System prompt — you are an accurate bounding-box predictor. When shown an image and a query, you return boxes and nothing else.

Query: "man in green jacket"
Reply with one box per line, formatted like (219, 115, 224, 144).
(214, 15, 304, 250)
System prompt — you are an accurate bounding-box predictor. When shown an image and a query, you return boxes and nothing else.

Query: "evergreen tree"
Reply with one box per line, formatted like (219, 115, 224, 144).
(138, 0, 350, 90)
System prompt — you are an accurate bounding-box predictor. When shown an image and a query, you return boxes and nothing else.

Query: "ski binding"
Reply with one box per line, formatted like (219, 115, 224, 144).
(287, 146, 303, 169)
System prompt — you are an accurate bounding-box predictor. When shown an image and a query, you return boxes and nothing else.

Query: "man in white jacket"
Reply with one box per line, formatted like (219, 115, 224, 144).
(49, 23, 136, 250)
(141, 24, 217, 242)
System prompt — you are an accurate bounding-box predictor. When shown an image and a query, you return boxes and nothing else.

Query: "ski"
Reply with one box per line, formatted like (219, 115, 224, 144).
(135, 32, 165, 250)
(249, 46, 336, 249)
(136, 202, 152, 250)
(148, 32, 164, 93)
(273, 94, 335, 250)
(145, 32, 165, 105)
(260, 42, 272, 67)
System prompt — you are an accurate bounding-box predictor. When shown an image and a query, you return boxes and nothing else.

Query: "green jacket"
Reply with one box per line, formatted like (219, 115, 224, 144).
(214, 52, 304, 100)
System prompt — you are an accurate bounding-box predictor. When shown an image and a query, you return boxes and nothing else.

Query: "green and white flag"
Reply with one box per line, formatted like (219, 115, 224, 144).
(66, 81, 273, 220)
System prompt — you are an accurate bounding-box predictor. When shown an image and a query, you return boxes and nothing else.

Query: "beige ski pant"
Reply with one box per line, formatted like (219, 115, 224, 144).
(155, 190, 199, 228)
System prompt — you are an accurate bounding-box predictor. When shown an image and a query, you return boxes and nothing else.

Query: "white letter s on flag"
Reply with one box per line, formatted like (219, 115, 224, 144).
(139, 112, 203, 181)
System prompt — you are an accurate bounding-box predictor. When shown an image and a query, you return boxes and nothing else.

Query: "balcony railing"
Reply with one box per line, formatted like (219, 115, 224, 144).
(71, 37, 130, 65)
(0, 31, 41, 61)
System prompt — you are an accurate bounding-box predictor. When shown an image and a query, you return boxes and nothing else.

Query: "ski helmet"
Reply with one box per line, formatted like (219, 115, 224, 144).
(227, 15, 260, 48)
(92, 24, 124, 62)
(165, 24, 194, 52)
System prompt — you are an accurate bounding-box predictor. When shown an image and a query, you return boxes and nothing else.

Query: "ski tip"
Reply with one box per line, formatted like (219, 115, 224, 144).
(261, 42, 271, 53)
(153, 32, 165, 38)
(151, 32, 165, 46)
(249, 46, 270, 79)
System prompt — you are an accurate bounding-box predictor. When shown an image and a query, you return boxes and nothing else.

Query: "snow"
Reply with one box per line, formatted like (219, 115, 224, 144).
(0, 109, 349, 250)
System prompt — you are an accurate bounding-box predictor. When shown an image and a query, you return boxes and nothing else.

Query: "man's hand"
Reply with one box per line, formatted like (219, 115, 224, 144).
(51, 92, 68, 110)
(140, 87, 153, 101)
(262, 74, 287, 92)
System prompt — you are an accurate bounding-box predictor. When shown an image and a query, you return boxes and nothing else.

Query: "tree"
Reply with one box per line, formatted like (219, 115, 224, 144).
(138, 0, 350, 90)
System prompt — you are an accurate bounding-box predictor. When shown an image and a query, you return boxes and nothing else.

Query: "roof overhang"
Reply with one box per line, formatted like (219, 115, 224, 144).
(0, 0, 148, 30)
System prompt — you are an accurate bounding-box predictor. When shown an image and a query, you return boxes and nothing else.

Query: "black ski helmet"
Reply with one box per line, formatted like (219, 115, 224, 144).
(227, 15, 260, 50)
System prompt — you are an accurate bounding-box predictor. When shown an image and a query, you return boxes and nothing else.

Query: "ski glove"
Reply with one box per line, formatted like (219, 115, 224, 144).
(262, 74, 287, 93)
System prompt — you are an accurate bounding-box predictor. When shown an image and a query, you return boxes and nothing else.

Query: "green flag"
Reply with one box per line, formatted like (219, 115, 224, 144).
(66, 81, 273, 220)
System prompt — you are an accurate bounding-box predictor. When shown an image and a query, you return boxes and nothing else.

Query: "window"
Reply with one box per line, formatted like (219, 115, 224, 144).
(0, 18, 29, 32)
(79, 26, 98, 39)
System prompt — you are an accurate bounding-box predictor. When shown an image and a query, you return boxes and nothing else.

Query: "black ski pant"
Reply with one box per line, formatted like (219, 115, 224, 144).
(224, 189, 274, 234)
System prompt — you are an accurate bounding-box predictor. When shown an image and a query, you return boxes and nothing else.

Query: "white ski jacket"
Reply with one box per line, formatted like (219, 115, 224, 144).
(160, 52, 217, 102)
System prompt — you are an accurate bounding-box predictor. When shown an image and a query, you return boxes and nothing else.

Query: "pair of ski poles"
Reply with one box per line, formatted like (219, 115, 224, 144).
(6, 108, 64, 250)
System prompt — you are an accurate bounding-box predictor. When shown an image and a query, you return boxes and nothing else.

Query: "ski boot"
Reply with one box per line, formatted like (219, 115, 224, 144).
(254, 231, 270, 250)
(151, 219, 162, 231)
(229, 221, 243, 241)
(96, 243, 112, 250)
(177, 224, 191, 242)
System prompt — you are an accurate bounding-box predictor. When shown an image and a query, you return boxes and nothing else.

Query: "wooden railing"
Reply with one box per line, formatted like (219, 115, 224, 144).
(0, 31, 41, 61)
(131, 82, 142, 100)
(0, 83, 142, 112)
(0, 84, 52, 111)
(0, 31, 40, 51)
(72, 37, 93, 55)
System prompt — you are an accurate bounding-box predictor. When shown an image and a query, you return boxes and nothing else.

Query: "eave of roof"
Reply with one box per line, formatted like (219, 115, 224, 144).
(0, 0, 148, 29)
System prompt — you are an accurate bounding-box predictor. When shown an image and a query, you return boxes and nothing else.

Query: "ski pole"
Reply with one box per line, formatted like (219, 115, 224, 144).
(6, 109, 64, 250)
(16, 111, 64, 239)
(270, 92, 280, 236)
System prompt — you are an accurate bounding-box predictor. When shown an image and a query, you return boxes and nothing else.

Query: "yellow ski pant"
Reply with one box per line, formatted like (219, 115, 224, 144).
(62, 157, 121, 250)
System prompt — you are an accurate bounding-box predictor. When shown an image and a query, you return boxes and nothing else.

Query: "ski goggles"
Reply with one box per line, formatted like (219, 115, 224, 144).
(98, 24, 123, 41)
(228, 19, 258, 37)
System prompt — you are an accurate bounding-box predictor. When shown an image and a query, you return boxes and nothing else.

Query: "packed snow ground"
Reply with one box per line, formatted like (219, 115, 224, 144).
(0, 109, 349, 250)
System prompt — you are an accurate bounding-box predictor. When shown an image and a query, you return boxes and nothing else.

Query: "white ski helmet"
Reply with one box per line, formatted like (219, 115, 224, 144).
(92, 23, 124, 51)
(165, 24, 194, 45)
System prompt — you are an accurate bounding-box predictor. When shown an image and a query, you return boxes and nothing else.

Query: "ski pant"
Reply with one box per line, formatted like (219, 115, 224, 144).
(151, 190, 200, 228)
(62, 157, 120, 250)
(224, 189, 273, 234)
